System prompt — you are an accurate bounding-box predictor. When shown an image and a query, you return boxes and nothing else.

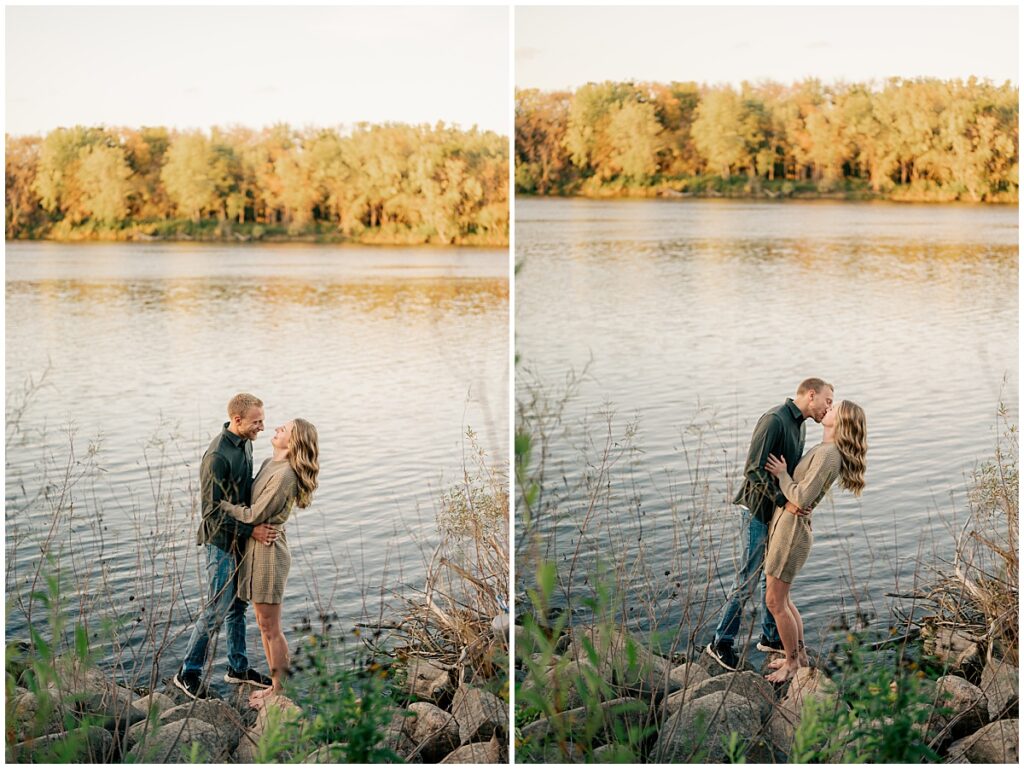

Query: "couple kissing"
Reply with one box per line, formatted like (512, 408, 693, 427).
(706, 378, 868, 683)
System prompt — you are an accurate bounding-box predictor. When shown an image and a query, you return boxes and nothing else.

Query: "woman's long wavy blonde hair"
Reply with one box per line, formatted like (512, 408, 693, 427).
(834, 400, 867, 496)
(288, 418, 320, 509)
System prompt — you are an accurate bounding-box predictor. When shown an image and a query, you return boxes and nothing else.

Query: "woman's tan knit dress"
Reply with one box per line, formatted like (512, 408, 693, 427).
(764, 442, 842, 583)
(220, 458, 298, 604)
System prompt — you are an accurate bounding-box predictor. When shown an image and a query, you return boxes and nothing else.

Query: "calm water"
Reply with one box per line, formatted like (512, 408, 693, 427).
(6, 242, 508, 689)
(516, 198, 1018, 654)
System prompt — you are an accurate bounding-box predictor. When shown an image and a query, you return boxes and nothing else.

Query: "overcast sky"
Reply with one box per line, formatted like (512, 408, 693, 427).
(517, 6, 1019, 90)
(6, 6, 509, 135)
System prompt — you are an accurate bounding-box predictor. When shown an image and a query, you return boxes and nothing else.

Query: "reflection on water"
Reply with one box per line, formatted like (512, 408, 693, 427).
(11, 277, 508, 318)
(516, 198, 1018, 652)
(5, 242, 508, 691)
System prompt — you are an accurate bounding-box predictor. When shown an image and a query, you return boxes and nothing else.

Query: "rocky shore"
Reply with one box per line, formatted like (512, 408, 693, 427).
(7, 654, 508, 763)
(515, 623, 1019, 763)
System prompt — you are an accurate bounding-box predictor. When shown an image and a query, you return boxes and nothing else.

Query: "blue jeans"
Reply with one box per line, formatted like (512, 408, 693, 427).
(712, 508, 779, 647)
(181, 544, 249, 675)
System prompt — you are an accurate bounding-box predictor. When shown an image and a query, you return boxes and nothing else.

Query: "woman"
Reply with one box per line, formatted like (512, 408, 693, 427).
(762, 400, 867, 684)
(220, 418, 319, 706)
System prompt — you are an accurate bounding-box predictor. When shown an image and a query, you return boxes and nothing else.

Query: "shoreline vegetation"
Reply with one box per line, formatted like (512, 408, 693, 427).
(5, 373, 509, 763)
(5, 122, 509, 247)
(515, 77, 1018, 203)
(513, 369, 1018, 762)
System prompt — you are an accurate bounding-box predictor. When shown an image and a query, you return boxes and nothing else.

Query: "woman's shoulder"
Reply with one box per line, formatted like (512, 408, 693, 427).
(817, 442, 842, 469)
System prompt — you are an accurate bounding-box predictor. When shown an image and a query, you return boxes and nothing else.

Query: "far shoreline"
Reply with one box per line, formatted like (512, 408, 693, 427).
(515, 188, 1018, 206)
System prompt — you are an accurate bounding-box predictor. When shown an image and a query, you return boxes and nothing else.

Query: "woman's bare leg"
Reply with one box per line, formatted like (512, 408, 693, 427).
(253, 602, 289, 702)
(789, 598, 809, 666)
(764, 576, 800, 683)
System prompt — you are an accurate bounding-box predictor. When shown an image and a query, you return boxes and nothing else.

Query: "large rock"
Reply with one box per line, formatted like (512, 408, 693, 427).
(128, 698, 244, 753)
(451, 685, 508, 744)
(923, 627, 977, 667)
(405, 701, 460, 761)
(133, 691, 176, 717)
(925, 675, 988, 742)
(381, 709, 416, 759)
(519, 697, 647, 747)
(665, 670, 775, 719)
(544, 659, 599, 711)
(405, 658, 453, 703)
(946, 718, 1019, 763)
(232, 695, 303, 762)
(766, 667, 847, 757)
(8, 688, 67, 742)
(654, 690, 772, 762)
(980, 655, 1019, 720)
(11, 725, 113, 763)
(46, 660, 146, 734)
(564, 625, 676, 697)
(668, 662, 711, 691)
(125, 717, 229, 762)
(440, 734, 502, 763)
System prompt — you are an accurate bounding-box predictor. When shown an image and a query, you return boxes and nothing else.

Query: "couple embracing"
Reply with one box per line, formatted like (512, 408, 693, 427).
(706, 378, 868, 683)
(173, 393, 320, 708)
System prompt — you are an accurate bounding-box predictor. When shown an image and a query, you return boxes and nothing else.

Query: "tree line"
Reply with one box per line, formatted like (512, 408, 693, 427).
(516, 77, 1018, 202)
(6, 122, 508, 245)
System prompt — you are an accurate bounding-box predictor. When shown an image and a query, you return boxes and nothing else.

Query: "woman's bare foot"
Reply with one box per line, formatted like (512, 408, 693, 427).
(248, 687, 274, 708)
(765, 661, 800, 683)
(766, 657, 788, 670)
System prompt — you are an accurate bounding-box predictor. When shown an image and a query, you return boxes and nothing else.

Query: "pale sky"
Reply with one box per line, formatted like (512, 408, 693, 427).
(517, 6, 1019, 90)
(6, 6, 510, 136)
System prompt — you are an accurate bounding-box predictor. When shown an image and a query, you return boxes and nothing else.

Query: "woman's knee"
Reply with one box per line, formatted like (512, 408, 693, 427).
(254, 607, 280, 636)
(765, 583, 789, 614)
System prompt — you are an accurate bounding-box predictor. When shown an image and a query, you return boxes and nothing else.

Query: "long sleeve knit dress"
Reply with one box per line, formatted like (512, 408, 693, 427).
(763, 442, 842, 583)
(219, 457, 298, 604)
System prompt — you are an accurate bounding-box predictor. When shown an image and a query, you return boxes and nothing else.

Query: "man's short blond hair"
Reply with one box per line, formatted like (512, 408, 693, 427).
(797, 378, 833, 396)
(228, 393, 263, 418)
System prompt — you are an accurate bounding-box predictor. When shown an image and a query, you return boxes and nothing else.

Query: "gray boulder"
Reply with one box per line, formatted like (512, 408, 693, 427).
(564, 625, 676, 696)
(946, 718, 1018, 763)
(766, 667, 847, 757)
(11, 725, 113, 763)
(136, 698, 244, 753)
(405, 658, 453, 703)
(133, 691, 176, 717)
(440, 734, 502, 763)
(654, 690, 772, 763)
(925, 675, 988, 743)
(232, 695, 303, 762)
(451, 685, 508, 744)
(980, 655, 1019, 720)
(544, 658, 600, 711)
(665, 670, 775, 719)
(8, 688, 67, 742)
(125, 717, 229, 763)
(519, 696, 647, 747)
(405, 701, 460, 761)
(668, 662, 711, 691)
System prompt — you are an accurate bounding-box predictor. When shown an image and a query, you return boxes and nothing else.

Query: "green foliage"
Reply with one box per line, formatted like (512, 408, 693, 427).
(516, 77, 1019, 200)
(791, 633, 942, 763)
(6, 122, 509, 244)
(251, 637, 404, 764)
(515, 561, 657, 763)
(5, 559, 116, 762)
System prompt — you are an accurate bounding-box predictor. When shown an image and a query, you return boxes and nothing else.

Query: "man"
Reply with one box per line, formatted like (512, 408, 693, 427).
(705, 378, 833, 671)
(174, 393, 279, 699)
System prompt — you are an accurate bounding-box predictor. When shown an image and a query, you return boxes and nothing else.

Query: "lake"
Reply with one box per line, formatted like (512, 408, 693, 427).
(5, 242, 508, 691)
(515, 197, 1018, 656)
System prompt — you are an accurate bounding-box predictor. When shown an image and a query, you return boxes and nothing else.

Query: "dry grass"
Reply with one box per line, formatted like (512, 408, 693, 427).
(367, 428, 509, 684)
